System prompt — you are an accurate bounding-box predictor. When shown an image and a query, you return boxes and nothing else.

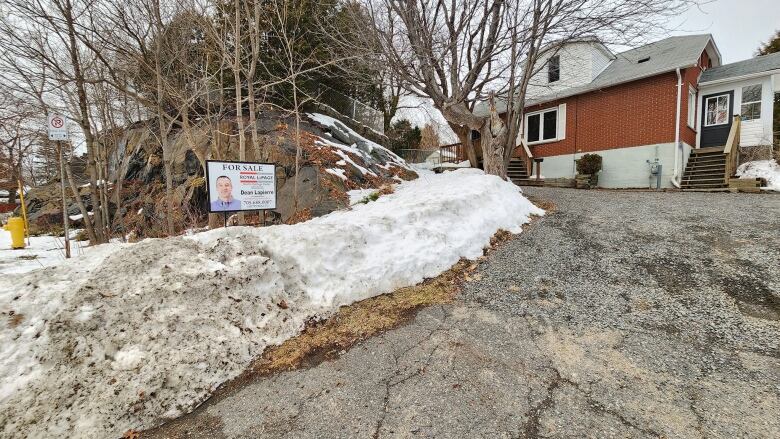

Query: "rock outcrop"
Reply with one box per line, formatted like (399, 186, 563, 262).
(23, 111, 416, 237)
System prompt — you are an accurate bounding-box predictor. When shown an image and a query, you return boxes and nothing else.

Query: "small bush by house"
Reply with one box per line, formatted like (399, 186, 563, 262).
(576, 154, 603, 175)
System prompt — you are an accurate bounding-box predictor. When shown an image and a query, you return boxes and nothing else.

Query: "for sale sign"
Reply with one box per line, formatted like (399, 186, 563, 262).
(47, 114, 68, 141)
(205, 160, 277, 212)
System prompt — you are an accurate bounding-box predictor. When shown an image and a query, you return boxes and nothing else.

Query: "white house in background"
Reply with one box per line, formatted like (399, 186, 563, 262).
(697, 52, 780, 151)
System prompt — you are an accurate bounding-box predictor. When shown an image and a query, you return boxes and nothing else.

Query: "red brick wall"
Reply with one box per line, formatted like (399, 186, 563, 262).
(679, 50, 710, 146)
(522, 55, 710, 158)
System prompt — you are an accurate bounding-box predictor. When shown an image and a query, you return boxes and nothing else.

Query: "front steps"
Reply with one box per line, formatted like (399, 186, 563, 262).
(681, 147, 728, 190)
(508, 159, 544, 186)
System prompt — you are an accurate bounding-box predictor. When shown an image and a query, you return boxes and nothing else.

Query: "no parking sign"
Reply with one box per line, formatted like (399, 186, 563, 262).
(47, 114, 68, 141)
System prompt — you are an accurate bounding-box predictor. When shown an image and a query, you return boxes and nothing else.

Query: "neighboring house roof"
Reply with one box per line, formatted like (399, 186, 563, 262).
(485, 34, 717, 115)
(700, 51, 780, 83)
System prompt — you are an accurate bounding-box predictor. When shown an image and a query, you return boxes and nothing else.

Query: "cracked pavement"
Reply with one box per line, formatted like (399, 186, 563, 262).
(148, 188, 780, 438)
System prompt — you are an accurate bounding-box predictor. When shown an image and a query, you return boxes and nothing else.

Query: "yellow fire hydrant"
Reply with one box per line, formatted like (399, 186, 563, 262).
(4, 217, 26, 249)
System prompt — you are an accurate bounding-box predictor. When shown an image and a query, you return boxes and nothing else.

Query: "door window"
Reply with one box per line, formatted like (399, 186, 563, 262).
(705, 95, 729, 126)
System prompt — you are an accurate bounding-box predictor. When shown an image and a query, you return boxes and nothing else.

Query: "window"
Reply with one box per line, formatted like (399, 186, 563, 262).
(638, 57, 650, 63)
(687, 87, 696, 128)
(527, 114, 540, 142)
(526, 108, 558, 143)
(548, 55, 560, 83)
(740, 84, 762, 121)
(705, 95, 729, 126)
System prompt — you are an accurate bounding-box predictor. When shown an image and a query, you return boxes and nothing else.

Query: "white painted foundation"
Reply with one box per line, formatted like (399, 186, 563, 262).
(535, 142, 694, 188)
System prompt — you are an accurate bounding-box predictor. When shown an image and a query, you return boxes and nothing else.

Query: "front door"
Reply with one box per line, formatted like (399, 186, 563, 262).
(700, 91, 733, 148)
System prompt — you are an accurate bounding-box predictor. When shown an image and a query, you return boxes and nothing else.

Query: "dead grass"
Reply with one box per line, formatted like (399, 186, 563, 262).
(139, 222, 545, 438)
(239, 258, 471, 378)
(524, 194, 557, 213)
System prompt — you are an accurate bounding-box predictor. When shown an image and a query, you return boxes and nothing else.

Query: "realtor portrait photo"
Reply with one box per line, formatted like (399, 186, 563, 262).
(210, 175, 242, 211)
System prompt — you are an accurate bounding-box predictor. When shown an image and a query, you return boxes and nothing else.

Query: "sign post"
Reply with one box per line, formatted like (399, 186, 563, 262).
(48, 114, 70, 258)
(205, 160, 277, 226)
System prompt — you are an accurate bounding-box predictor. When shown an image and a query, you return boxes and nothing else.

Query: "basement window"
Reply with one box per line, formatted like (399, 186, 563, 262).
(638, 57, 650, 63)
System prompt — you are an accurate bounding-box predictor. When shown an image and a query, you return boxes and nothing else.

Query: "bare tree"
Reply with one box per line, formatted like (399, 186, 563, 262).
(0, 0, 114, 242)
(359, 0, 696, 177)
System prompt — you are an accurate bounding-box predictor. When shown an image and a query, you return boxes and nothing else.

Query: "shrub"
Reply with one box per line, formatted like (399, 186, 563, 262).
(576, 154, 603, 175)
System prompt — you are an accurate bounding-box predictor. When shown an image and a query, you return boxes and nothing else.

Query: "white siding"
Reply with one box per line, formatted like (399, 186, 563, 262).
(698, 75, 775, 147)
(591, 47, 613, 78)
(526, 42, 610, 99)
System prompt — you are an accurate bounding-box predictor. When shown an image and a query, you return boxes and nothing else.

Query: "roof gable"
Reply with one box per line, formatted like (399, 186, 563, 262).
(482, 34, 716, 115)
(700, 51, 780, 83)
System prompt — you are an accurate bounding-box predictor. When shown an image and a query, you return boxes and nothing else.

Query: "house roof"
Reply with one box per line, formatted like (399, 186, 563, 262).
(485, 34, 717, 115)
(700, 51, 780, 83)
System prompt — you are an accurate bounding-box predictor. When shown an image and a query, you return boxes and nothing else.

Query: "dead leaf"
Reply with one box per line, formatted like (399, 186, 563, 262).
(277, 300, 289, 310)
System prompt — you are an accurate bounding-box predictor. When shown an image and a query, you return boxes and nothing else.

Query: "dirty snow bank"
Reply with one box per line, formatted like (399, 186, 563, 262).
(737, 160, 780, 191)
(0, 169, 543, 438)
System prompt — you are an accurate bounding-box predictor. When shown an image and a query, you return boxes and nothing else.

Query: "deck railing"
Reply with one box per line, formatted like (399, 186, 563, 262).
(440, 142, 467, 164)
(723, 115, 742, 181)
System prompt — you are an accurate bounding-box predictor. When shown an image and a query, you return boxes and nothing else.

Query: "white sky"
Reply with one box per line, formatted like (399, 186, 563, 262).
(672, 0, 780, 63)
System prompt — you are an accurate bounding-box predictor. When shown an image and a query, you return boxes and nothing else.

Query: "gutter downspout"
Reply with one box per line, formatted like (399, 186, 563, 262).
(671, 67, 683, 188)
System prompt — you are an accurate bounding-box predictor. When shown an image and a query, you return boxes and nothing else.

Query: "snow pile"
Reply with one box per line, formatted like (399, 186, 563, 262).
(737, 160, 780, 191)
(0, 169, 542, 438)
(0, 231, 121, 276)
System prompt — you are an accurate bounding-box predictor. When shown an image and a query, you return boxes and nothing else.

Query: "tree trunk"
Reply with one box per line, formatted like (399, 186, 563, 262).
(480, 93, 509, 178)
(64, 157, 98, 243)
(449, 123, 478, 169)
(63, 0, 106, 243)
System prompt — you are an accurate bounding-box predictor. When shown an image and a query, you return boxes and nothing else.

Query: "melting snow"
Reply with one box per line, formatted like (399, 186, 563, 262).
(737, 160, 780, 191)
(0, 169, 543, 438)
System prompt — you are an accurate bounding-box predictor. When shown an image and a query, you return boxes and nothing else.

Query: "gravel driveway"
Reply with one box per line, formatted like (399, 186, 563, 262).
(148, 188, 780, 439)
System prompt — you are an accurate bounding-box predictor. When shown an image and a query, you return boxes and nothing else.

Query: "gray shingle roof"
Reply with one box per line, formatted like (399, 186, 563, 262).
(485, 34, 714, 115)
(700, 51, 780, 83)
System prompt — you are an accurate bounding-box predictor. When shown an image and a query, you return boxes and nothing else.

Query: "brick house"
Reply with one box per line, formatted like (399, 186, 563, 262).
(483, 35, 726, 189)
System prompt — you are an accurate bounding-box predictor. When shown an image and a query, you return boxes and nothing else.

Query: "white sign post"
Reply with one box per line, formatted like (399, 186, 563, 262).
(47, 114, 68, 141)
(47, 114, 70, 258)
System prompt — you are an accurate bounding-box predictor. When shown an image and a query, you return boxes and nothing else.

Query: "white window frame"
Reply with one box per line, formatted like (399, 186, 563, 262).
(704, 94, 729, 127)
(740, 84, 762, 121)
(525, 107, 559, 145)
(687, 86, 696, 129)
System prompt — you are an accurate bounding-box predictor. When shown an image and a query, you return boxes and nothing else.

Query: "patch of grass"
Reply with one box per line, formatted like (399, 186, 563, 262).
(17, 255, 38, 261)
(358, 191, 381, 204)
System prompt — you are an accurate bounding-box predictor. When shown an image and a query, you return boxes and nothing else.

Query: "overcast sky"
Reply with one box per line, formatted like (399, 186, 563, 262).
(672, 0, 780, 63)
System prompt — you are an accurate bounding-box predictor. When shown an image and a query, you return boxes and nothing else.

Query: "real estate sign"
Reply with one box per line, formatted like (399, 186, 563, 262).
(205, 160, 277, 213)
